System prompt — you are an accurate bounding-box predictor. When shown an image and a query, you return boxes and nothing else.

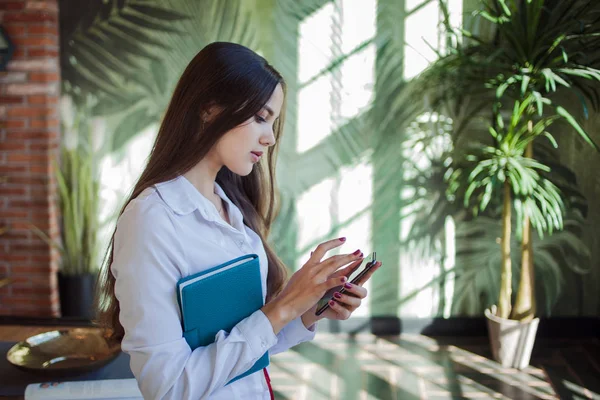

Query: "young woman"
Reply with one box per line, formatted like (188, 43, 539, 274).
(95, 42, 382, 399)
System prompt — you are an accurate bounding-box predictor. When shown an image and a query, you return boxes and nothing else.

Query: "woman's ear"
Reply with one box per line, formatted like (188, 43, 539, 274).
(201, 104, 221, 123)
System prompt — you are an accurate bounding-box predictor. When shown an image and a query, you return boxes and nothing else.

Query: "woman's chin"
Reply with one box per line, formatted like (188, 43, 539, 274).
(230, 164, 254, 176)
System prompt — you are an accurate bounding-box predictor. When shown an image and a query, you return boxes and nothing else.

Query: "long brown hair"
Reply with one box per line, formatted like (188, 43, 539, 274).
(94, 42, 289, 341)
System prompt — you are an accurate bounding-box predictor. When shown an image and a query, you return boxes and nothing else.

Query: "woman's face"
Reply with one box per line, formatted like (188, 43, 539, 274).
(214, 83, 284, 176)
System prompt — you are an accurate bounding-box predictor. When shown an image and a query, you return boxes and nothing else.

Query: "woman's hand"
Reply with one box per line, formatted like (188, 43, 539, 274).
(301, 260, 383, 326)
(261, 237, 363, 334)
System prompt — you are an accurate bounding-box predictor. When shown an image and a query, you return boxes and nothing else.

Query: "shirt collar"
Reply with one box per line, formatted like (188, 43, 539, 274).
(154, 175, 245, 231)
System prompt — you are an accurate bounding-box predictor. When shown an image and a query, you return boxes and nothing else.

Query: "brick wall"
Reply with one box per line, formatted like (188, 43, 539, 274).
(0, 0, 61, 317)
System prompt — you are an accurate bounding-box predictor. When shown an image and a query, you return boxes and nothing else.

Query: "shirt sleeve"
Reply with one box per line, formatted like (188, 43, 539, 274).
(270, 316, 317, 356)
(112, 199, 278, 400)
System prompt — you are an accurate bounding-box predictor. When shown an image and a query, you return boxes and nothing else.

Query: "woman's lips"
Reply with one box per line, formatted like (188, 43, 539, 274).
(251, 151, 262, 162)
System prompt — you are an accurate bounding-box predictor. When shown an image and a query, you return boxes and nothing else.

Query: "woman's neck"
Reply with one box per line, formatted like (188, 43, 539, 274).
(183, 156, 222, 201)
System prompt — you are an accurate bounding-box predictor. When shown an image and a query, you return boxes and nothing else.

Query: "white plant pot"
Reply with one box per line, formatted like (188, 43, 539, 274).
(484, 305, 540, 370)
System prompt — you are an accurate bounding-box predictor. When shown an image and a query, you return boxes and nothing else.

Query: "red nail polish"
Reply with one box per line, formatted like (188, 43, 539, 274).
(344, 283, 352, 289)
(339, 237, 346, 242)
(353, 249, 361, 255)
(341, 276, 348, 283)
(329, 300, 336, 306)
(334, 292, 342, 299)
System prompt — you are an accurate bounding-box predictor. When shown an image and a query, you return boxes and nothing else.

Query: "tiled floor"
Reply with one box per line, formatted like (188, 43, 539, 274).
(270, 333, 600, 400)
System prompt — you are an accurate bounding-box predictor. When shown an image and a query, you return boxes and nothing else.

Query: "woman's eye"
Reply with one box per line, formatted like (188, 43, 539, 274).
(255, 115, 267, 123)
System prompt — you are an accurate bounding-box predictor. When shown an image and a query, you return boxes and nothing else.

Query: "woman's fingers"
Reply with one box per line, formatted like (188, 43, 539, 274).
(327, 299, 352, 320)
(341, 282, 368, 299)
(332, 291, 361, 308)
(318, 252, 363, 278)
(354, 261, 383, 286)
(308, 237, 347, 263)
(330, 257, 364, 279)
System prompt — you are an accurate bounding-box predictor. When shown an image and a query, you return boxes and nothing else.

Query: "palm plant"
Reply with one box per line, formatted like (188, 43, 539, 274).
(31, 104, 103, 276)
(449, 96, 566, 319)
(414, 0, 600, 322)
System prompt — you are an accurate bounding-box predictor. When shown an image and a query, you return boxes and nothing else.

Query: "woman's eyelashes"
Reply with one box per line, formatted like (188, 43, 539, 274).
(255, 114, 267, 123)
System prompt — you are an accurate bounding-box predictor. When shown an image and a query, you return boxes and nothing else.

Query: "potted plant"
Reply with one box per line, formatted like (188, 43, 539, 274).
(451, 96, 567, 368)
(415, 0, 600, 368)
(31, 101, 103, 319)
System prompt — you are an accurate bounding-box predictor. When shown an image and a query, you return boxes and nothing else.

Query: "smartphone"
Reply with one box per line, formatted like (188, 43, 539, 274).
(315, 251, 378, 316)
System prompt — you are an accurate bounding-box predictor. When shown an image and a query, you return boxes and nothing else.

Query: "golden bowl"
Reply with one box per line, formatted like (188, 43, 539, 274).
(6, 327, 121, 376)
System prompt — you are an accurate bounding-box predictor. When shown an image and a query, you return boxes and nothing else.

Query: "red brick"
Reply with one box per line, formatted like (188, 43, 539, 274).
(1, 2, 26, 11)
(27, 24, 57, 35)
(3, 12, 56, 23)
(1, 187, 27, 196)
(4, 120, 26, 129)
(29, 72, 59, 82)
(27, 48, 58, 58)
(7, 131, 50, 140)
(28, 95, 58, 104)
(29, 164, 51, 174)
(7, 106, 54, 118)
(3, 230, 31, 240)
(10, 200, 50, 209)
(11, 266, 52, 275)
(0, 95, 25, 104)
(13, 36, 57, 47)
(29, 142, 52, 151)
(2, 211, 30, 219)
(4, 277, 33, 286)
(12, 286, 53, 296)
(0, 141, 27, 151)
(10, 242, 50, 253)
(7, 153, 47, 163)
(2, 297, 54, 306)
(0, 165, 28, 174)
(4, 177, 49, 187)
(12, 47, 26, 59)
(30, 118, 58, 128)
(31, 255, 51, 263)
(3, 23, 26, 36)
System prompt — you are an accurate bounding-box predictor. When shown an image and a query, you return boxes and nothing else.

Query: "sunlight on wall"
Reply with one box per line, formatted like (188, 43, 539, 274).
(97, 126, 156, 265)
(404, 1, 442, 79)
(297, 4, 334, 153)
(296, 1, 376, 317)
(398, 111, 456, 317)
(297, 0, 376, 152)
(339, 0, 376, 123)
(338, 157, 373, 317)
(296, 177, 336, 261)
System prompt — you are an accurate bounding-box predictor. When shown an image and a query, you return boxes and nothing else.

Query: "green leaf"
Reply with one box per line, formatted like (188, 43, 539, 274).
(111, 107, 156, 152)
(127, 3, 189, 21)
(555, 106, 600, 151)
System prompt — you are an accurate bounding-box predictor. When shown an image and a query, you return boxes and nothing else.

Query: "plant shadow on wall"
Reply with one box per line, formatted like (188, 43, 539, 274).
(58, 0, 192, 160)
(381, 0, 600, 369)
(57, 0, 298, 160)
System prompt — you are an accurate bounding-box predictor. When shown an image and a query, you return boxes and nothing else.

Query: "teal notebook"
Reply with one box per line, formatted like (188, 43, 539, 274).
(176, 254, 269, 385)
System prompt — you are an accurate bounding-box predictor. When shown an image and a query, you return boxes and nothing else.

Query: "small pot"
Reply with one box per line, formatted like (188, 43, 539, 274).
(58, 272, 97, 319)
(484, 305, 540, 369)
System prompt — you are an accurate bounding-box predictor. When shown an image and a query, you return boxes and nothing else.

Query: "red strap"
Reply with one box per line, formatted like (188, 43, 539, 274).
(263, 368, 274, 400)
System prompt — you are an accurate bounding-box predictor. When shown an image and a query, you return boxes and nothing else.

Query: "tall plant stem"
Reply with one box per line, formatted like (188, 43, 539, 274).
(498, 179, 513, 319)
(512, 139, 536, 321)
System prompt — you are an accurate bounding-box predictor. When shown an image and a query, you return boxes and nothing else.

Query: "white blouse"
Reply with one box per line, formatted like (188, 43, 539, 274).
(112, 175, 317, 399)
